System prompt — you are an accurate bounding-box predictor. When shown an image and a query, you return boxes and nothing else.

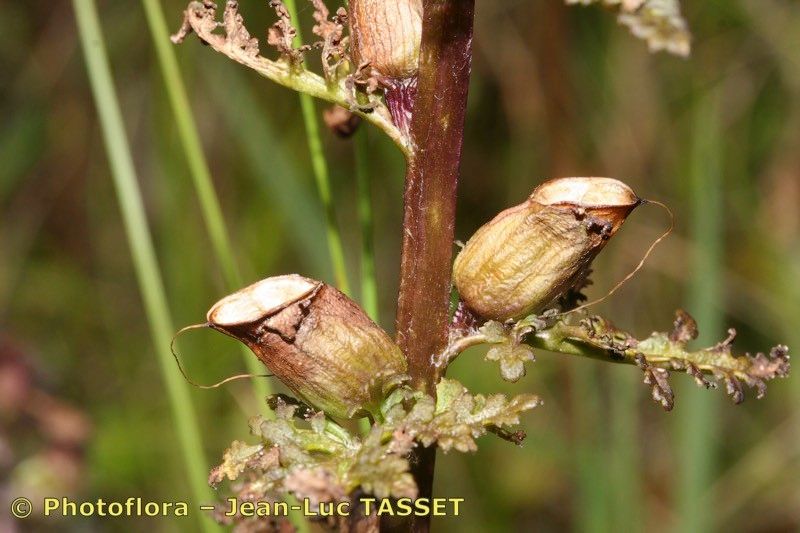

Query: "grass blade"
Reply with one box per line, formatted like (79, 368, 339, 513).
(140, 0, 272, 404)
(283, 0, 351, 295)
(572, 362, 610, 533)
(674, 89, 724, 533)
(354, 127, 378, 435)
(609, 369, 642, 533)
(355, 128, 379, 321)
(201, 64, 329, 275)
(72, 1, 217, 529)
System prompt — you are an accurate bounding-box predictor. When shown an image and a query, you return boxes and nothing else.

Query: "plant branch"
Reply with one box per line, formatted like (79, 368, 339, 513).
(437, 311, 790, 412)
(171, 1, 411, 157)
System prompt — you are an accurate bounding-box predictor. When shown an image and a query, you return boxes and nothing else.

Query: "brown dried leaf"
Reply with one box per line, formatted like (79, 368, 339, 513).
(210, 441, 269, 484)
(669, 308, 698, 344)
(542, 310, 790, 408)
(635, 354, 674, 411)
(311, 1, 349, 81)
(267, 0, 310, 64)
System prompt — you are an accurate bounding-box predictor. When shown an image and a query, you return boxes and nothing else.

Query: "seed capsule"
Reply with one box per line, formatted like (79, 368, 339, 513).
(349, 0, 423, 81)
(453, 177, 641, 321)
(207, 275, 408, 419)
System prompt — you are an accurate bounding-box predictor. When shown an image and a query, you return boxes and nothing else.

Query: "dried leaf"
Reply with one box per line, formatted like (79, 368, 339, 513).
(669, 308, 698, 344)
(284, 467, 346, 506)
(635, 354, 674, 411)
(213, 396, 419, 510)
(311, 0, 348, 80)
(209, 441, 267, 484)
(267, 0, 311, 64)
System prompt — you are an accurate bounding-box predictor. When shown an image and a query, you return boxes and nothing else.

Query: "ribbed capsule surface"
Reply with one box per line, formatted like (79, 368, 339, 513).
(453, 177, 641, 321)
(349, 0, 423, 80)
(207, 275, 408, 419)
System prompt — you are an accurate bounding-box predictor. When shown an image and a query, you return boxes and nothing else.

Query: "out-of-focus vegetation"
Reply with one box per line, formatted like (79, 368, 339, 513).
(1, 1, 799, 531)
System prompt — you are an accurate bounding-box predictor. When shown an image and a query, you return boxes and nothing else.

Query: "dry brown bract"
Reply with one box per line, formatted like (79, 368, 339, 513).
(310, 0, 349, 81)
(267, 0, 310, 65)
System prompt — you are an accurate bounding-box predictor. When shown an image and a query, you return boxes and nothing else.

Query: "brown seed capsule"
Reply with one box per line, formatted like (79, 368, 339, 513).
(207, 275, 408, 419)
(323, 105, 362, 138)
(453, 177, 641, 321)
(349, 0, 423, 81)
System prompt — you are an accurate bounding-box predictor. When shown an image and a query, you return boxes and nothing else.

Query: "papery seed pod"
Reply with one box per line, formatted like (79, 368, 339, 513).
(207, 275, 408, 419)
(453, 177, 641, 321)
(349, 0, 423, 81)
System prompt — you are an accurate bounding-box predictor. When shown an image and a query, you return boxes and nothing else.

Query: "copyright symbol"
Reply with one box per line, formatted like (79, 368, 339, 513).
(11, 497, 32, 519)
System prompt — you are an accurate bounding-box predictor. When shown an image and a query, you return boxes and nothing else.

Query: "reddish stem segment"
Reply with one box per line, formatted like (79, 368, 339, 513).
(392, 1, 475, 532)
(396, 0, 475, 391)
(383, 78, 418, 138)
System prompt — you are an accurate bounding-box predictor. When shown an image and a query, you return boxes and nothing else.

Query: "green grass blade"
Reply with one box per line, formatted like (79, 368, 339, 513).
(283, 0, 351, 295)
(201, 64, 329, 275)
(674, 89, 724, 533)
(354, 127, 377, 435)
(572, 362, 610, 533)
(141, 0, 239, 287)
(140, 0, 272, 405)
(72, 1, 217, 530)
(609, 369, 642, 533)
(354, 129, 379, 322)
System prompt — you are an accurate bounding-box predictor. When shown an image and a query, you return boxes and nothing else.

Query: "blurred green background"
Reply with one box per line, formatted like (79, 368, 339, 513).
(2, 0, 799, 531)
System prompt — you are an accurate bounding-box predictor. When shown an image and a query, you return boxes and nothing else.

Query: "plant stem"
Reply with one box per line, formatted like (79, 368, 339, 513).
(395, 1, 476, 531)
(140, 0, 272, 406)
(355, 129, 379, 321)
(398, 0, 476, 391)
(283, 0, 351, 296)
(675, 89, 724, 533)
(72, 1, 216, 530)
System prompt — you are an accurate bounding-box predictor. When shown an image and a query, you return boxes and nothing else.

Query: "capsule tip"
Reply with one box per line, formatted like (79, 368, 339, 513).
(531, 177, 640, 208)
(207, 275, 320, 327)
